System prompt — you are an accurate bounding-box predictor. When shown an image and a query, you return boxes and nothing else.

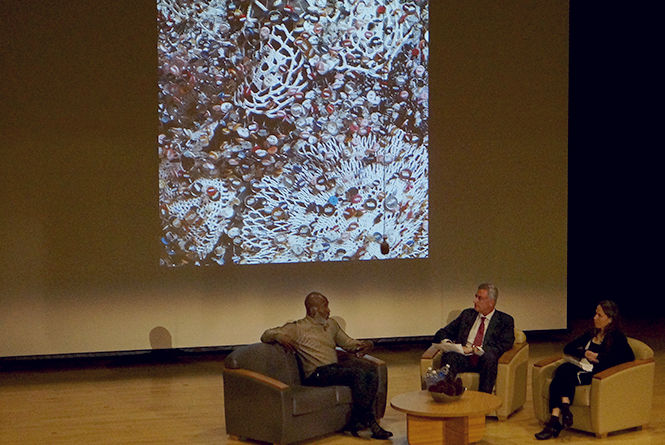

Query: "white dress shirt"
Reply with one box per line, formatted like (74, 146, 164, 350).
(465, 309, 495, 348)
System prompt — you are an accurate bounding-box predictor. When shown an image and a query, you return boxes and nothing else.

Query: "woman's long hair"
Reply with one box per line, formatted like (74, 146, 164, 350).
(594, 300, 622, 344)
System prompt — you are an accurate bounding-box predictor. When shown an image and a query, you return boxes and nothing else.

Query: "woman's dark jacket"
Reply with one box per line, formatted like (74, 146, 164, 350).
(563, 329, 635, 374)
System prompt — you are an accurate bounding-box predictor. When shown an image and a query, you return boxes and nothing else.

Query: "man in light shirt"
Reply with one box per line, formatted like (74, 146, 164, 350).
(432, 283, 515, 393)
(261, 292, 392, 440)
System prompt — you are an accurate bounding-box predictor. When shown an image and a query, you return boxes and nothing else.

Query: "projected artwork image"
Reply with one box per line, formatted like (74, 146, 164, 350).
(158, 0, 429, 266)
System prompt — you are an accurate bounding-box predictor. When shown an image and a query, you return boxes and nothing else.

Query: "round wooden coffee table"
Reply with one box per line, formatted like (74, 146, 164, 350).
(391, 390, 501, 444)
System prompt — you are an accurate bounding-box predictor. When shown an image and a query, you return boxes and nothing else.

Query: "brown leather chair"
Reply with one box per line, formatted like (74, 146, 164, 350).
(532, 337, 655, 438)
(420, 329, 529, 420)
(223, 342, 387, 444)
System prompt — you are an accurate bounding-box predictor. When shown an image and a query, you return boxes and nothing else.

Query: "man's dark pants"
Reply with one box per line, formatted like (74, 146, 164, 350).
(304, 363, 378, 426)
(440, 350, 500, 394)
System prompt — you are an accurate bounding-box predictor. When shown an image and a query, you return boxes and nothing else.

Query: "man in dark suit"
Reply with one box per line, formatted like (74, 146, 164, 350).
(433, 283, 515, 393)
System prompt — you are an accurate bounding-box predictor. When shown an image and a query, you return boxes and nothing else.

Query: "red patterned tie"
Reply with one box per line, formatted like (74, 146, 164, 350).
(470, 316, 486, 366)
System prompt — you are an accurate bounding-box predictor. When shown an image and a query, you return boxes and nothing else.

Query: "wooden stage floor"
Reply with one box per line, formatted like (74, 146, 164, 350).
(1, 318, 663, 444)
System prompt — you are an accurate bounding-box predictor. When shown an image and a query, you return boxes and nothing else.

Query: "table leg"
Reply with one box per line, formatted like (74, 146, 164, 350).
(466, 415, 485, 443)
(443, 417, 468, 444)
(406, 414, 486, 445)
(406, 414, 445, 444)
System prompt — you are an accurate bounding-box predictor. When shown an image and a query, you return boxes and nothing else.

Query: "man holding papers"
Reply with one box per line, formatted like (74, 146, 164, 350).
(432, 283, 515, 393)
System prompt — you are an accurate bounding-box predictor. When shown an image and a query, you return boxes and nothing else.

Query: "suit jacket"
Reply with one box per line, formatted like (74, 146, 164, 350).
(433, 308, 515, 358)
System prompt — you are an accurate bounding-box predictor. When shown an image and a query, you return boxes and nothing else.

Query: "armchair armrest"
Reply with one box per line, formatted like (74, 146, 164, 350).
(531, 355, 564, 423)
(592, 358, 654, 380)
(494, 341, 529, 419)
(531, 355, 564, 392)
(589, 358, 656, 434)
(223, 367, 290, 390)
(337, 349, 386, 366)
(498, 342, 527, 364)
(223, 367, 294, 441)
(422, 344, 440, 360)
(533, 355, 563, 368)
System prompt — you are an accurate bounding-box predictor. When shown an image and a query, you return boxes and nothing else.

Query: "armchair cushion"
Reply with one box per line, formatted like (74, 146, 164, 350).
(291, 385, 351, 416)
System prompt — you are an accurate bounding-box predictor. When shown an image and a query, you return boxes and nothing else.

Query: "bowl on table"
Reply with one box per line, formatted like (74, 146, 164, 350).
(428, 386, 465, 403)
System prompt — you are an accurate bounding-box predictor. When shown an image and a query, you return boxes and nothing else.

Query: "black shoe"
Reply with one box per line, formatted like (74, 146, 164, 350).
(369, 420, 393, 440)
(561, 403, 573, 428)
(535, 416, 563, 440)
(343, 421, 364, 437)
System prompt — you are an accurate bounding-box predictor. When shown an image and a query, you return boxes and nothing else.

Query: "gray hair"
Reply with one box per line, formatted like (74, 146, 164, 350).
(478, 283, 499, 302)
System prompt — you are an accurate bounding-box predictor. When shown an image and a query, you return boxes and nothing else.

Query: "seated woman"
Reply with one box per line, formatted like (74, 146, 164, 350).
(535, 300, 635, 440)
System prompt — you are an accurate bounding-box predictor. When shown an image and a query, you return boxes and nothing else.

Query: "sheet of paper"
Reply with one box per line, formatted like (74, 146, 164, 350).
(432, 341, 465, 354)
(564, 355, 594, 372)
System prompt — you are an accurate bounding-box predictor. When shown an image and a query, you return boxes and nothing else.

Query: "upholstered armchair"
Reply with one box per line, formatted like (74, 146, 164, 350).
(420, 329, 529, 420)
(223, 342, 387, 445)
(532, 337, 655, 438)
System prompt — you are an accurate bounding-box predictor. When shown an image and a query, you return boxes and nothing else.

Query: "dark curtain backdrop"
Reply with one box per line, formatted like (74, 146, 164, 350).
(568, 2, 659, 322)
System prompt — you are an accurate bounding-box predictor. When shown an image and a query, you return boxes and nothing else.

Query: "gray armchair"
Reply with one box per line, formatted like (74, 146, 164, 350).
(223, 342, 387, 444)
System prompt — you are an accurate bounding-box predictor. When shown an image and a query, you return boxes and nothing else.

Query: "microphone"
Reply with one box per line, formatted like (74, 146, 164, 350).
(380, 240, 390, 255)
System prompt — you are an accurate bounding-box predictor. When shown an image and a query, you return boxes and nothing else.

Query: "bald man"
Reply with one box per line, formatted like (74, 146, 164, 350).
(261, 292, 392, 440)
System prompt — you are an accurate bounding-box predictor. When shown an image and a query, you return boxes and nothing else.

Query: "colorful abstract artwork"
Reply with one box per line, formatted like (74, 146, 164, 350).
(158, 0, 429, 265)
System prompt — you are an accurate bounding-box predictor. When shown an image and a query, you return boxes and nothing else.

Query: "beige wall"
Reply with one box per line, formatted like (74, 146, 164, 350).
(0, 0, 568, 357)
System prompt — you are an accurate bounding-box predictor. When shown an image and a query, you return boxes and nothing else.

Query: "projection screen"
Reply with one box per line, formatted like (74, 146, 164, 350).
(157, 0, 429, 266)
(0, 0, 568, 358)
